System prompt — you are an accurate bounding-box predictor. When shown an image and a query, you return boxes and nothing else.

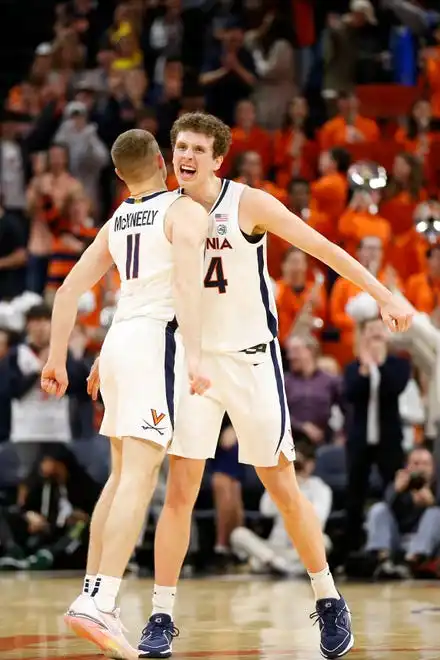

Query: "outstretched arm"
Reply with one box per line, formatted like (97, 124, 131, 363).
(42, 223, 113, 397)
(242, 188, 413, 331)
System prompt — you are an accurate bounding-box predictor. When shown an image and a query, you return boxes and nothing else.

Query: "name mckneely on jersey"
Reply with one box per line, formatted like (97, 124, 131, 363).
(108, 190, 180, 323)
(114, 209, 158, 231)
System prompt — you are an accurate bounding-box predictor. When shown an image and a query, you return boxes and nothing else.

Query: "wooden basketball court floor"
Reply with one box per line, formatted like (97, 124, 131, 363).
(0, 574, 439, 660)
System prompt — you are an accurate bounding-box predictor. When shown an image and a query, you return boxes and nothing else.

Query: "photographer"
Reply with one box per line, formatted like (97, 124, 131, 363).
(365, 447, 440, 577)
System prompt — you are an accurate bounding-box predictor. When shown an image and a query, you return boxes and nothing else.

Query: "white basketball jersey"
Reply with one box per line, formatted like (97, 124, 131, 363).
(108, 190, 180, 323)
(200, 179, 278, 352)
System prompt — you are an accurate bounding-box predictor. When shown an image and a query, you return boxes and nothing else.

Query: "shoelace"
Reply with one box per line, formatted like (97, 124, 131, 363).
(309, 604, 339, 636)
(141, 620, 180, 641)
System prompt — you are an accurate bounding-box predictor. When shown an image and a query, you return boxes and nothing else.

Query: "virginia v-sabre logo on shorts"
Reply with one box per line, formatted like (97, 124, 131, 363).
(142, 409, 167, 435)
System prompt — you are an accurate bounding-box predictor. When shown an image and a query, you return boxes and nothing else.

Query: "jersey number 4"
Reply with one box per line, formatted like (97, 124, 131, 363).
(204, 256, 228, 294)
(126, 233, 140, 279)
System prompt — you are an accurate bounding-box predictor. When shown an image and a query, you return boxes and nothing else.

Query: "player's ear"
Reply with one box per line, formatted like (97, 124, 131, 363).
(115, 168, 124, 181)
(158, 153, 166, 174)
(213, 156, 223, 172)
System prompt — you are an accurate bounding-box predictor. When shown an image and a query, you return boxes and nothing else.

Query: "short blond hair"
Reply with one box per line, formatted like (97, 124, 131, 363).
(111, 129, 159, 182)
(171, 112, 231, 158)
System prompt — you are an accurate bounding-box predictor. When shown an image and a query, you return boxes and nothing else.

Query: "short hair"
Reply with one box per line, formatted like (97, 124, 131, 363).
(288, 177, 310, 192)
(26, 303, 52, 322)
(170, 112, 232, 159)
(329, 147, 351, 174)
(111, 129, 159, 182)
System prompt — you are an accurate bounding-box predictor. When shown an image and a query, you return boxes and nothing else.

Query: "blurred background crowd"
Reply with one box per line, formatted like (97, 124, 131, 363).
(1, 0, 440, 582)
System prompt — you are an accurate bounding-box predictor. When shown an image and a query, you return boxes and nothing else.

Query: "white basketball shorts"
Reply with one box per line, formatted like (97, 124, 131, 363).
(99, 317, 183, 446)
(169, 338, 295, 467)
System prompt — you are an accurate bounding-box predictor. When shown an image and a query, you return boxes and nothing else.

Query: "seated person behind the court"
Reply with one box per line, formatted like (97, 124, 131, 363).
(0, 445, 100, 570)
(230, 443, 332, 575)
(209, 422, 244, 567)
(285, 335, 344, 446)
(365, 446, 440, 577)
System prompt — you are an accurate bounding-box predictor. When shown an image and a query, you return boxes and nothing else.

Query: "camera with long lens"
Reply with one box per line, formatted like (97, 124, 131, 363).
(407, 472, 426, 491)
(414, 201, 440, 244)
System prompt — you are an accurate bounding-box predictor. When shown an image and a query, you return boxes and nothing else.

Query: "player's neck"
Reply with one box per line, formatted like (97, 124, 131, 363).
(128, 176, 167, 198)
(187, 176, 222, 210)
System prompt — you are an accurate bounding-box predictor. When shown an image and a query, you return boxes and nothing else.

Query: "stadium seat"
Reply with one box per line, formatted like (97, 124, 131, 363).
(356, 84, 419, 119)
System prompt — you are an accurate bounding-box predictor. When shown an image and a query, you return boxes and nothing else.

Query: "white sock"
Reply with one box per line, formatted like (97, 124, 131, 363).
(308, 565, 339, 601)
(152, 584, 176, 618)
(93, 575, 122, 613)
(82, 574, 96, 596)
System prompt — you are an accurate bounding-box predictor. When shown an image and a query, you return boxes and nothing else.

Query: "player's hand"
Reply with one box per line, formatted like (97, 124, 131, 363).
(394, 469, 410, 493)
(379, 296, 414, 333)
(87, 357, 100, 401)
(41, 360, 68, 398)
(188, 357, 211, 396)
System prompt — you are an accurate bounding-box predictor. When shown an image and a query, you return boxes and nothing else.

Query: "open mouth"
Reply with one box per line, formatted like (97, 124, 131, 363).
(179, 165, 196, 180)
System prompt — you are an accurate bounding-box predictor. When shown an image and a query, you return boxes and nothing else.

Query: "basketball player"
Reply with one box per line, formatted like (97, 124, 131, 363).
(40, 128, 210, 660)
(87, 114, 413, 660)
(136, 113, 413, 660)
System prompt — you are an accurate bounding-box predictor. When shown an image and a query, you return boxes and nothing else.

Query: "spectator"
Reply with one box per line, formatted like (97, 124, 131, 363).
(284, 335, 343, 446)
(230, 443, 332, 576)
(233, 151, 286, 203)
(273, 96, 317, 188)
(209, 424, 244, 569)
(221, 99, 272, 177)
(0, 444, 100, 570)
(310, 147, 350, 243)
(380, 153, 428, 280)
(276, 249, 327, 347)
(319, 92, 380, 151)
(46, 190, 97, 296)
(338, 189, 391, 258)
(267, 178, 329, 279)
(365, 447, 440, 578)
(144, 0, 183, 88)
(405, 243, 440, 314)
(322, 1, 382, 104)
(5, 304, 89, 476)
(0, 110, 29, 225)
(245, 13, 295, 130)
(395, 100, 439, 162)
(330, 236, 389, 365)
(199, 17, 257, 126)
(344, 316, 411, 551)
(0, 328, 13, 444)
(26, 144, 83, 295)
(0, 205, 27, 302)
(54, 101, 109, 215)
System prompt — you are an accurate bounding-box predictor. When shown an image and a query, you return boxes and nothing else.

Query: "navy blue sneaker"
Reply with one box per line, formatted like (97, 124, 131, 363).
(138, 613, 179, 658)
(310, 595, 354, 659)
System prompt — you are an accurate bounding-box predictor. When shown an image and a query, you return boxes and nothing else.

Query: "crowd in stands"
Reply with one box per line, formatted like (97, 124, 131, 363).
(1, 0, 440, 580)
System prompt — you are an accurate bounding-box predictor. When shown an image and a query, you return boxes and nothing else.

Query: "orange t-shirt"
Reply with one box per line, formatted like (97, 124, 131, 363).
(380, 189, 427, 235)
(310, 172, 348, 243)
(319, 115, 380, 151)
(275, 278, 327, 346)
(338, 208, 391, 257)
(267, 208, 329, 280)
(221, 126, 272, 176)
(273, 130, 318, 187)
(405, 272, 440, 313)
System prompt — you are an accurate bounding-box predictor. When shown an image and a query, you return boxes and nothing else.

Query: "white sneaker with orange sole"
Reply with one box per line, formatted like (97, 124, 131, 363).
(64, 594, 138, 660)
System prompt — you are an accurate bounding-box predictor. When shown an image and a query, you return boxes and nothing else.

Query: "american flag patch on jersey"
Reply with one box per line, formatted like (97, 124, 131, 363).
(215, 213, 229, 222)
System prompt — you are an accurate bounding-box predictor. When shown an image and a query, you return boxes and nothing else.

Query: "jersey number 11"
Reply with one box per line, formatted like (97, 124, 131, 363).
(126, 233, 140, 279)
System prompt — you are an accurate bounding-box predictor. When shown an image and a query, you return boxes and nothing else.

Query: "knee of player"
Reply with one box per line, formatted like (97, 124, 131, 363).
(165, 477, 201, 510)
(259, 472, 302, 515)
